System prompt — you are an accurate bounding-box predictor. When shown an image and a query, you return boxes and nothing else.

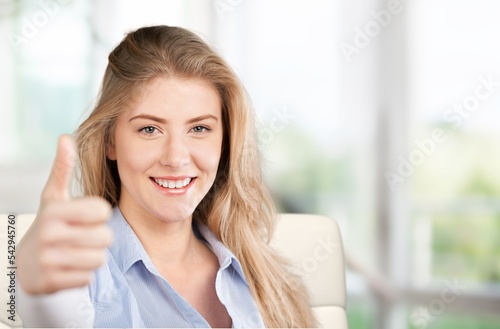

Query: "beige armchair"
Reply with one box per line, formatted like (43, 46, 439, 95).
(273, 214, 348, 328)
(1, 213, 347, 328)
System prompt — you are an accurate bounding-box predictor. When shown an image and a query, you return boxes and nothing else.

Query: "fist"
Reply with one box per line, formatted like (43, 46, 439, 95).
(17, 135, 113, 295)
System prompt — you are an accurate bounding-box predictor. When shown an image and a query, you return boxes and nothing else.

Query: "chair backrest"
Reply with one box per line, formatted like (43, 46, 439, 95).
(1, 213, 347, 328)
(272, 214, 348, 329)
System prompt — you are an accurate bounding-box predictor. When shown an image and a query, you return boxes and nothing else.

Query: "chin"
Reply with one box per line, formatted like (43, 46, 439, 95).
(150, 204, 196, 223)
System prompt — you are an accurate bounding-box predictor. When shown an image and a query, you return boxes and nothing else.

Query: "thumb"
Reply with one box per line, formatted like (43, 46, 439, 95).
(41, 134, 77, 203)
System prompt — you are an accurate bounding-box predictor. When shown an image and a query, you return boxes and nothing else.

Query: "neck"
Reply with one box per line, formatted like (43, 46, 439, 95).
(118, 203, 203, 265)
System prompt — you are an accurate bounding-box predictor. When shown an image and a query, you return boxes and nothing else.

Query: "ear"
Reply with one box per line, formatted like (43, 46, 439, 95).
(106, 142, 117, 160)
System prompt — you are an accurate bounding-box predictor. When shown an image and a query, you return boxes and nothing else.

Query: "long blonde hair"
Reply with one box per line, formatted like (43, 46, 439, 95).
(75, 25, 317, 328)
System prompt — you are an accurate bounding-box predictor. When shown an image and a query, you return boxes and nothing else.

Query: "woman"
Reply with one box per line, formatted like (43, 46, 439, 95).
(18, 25, 317, 328)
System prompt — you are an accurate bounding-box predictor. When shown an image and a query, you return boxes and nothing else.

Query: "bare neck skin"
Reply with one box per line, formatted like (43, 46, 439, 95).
(118, 202, 232, 328)
(118, 200, 211, 267)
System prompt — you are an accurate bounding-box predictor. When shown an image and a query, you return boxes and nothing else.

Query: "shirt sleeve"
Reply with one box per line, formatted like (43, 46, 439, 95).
(17, 284, 95, 328)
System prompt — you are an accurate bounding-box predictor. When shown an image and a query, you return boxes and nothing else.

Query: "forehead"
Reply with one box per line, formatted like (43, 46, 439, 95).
(126, 77, 221, 119)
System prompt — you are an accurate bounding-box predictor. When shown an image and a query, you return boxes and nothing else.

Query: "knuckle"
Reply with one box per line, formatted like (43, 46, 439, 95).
(82, 271, 93, 285)
(38, 226, 56, 246)
(94, 251, 107, 267)
(87, 197, 112, 217)
(38, 202, 65, 226)
(89, 250, 106, 268)
(101, 227, 114, 246)
(38, 251, 55, 271)
(39, 201, 59, 218)
(86, 226, 113, 247)
(39, 272, 58, 292)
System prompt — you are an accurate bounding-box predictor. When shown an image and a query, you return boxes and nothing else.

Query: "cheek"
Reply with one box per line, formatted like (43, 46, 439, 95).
(206, 153, 222, 176)
(115, 136, 158, 176)
(195, 141, 222, 177)
(208, 138, 223, 168)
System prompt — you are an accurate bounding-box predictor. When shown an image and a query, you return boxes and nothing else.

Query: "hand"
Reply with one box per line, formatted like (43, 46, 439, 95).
(17, 135, 113, 295)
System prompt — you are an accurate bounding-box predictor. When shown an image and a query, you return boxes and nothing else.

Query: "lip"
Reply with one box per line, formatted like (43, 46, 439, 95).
(152, 176, 194, 180)
(150, 176, 196, 195)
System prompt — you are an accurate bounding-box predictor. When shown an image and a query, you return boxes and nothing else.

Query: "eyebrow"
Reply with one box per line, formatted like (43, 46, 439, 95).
(129, 114, 166, 124)
(129, 114, 219, 124)
(186, 114, 219, 124)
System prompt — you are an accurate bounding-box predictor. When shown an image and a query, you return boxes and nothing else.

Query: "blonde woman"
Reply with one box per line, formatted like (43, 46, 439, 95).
(18, 25, 317, 328)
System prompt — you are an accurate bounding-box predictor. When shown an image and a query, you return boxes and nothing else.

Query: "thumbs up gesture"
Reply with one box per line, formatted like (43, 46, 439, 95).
(17, 135, 113, 295)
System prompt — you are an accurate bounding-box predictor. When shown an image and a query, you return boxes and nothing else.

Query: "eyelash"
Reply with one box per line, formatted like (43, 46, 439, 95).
(138, 125, 211, 136)
(191, 125, 211, 133)
(139, 126, 159, 136)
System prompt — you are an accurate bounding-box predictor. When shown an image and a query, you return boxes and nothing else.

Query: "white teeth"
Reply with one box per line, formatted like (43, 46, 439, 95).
(154, 178, 192, 189)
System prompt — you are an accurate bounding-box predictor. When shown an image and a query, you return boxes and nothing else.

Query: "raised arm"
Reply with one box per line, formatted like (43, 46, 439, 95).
(17, 135, 113, 327)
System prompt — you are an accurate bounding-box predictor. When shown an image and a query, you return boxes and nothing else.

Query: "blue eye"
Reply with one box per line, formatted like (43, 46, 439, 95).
(139, 126, 157, 135)
(192, 126, 210, 133)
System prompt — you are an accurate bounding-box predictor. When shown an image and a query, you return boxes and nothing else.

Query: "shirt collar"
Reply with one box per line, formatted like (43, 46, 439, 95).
(108, 207, 150, 273)
(194, 222, 247, 280)
(108, 207, 247, 281)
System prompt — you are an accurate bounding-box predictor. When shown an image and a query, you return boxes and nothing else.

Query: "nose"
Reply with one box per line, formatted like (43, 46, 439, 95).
(159, 133, 190, 168)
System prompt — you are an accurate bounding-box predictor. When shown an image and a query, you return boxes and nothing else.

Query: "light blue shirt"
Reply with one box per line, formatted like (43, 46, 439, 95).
(89, 207, 265, 328)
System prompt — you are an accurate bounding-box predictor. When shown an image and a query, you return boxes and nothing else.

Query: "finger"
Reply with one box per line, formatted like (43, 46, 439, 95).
(41, 247, 108, 270)
(41, 135, 77, 204)
(40, 221, 113, 248)
(41, 197, 112, 226)
(40, 269, 94, 294)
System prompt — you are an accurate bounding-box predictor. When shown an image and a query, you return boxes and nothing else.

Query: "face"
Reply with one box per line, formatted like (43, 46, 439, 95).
(107, 77, 223, 224)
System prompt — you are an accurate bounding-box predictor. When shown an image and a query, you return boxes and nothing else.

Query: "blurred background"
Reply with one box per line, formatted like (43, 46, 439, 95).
(1, 0, 499, 328)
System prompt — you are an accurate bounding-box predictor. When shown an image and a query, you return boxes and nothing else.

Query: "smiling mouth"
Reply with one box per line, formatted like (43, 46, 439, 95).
(152, 177, 193, 189)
